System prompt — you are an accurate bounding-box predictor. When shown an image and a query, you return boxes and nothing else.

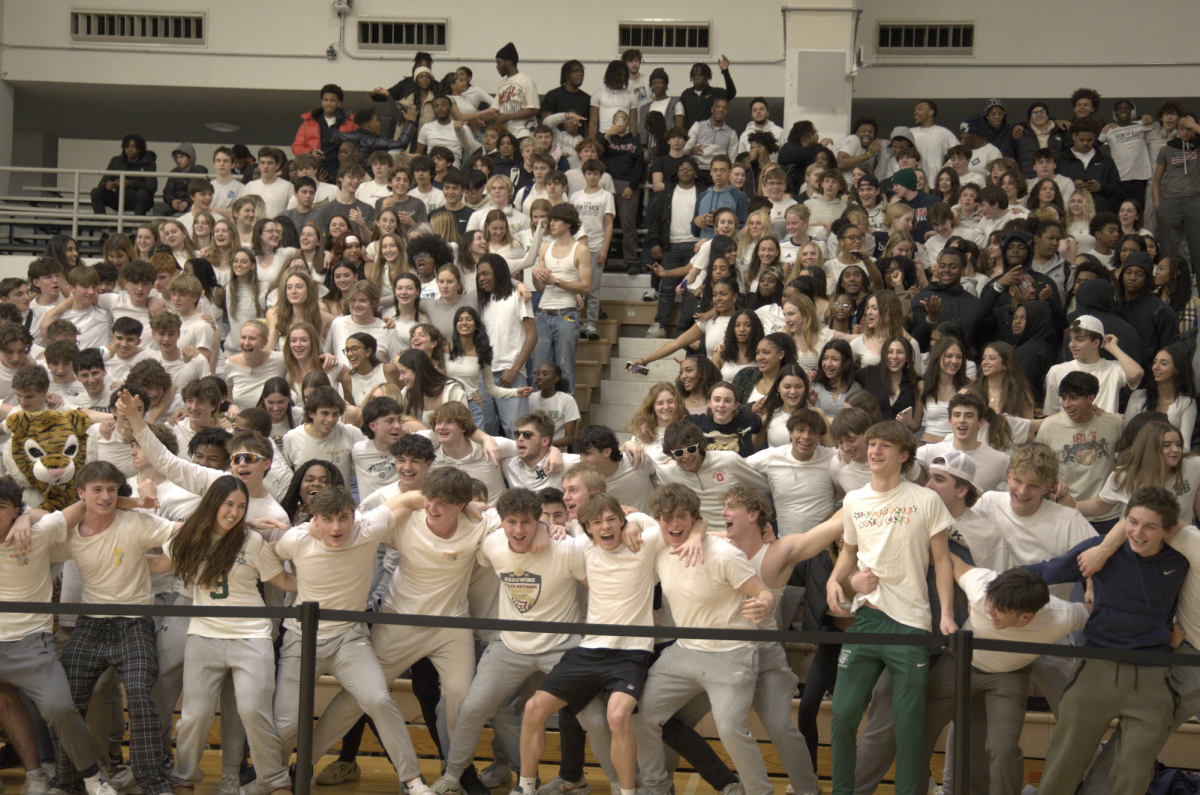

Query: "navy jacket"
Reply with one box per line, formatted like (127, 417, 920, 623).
(1026, 536, 1189, 652)
(1059, 147, 1123, 213)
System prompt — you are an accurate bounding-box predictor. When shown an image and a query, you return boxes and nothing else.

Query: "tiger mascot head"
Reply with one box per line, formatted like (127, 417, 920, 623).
(6, 410, 91, 511)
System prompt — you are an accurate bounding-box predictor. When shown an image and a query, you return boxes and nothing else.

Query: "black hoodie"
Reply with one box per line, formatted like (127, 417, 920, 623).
(1117, 252, 1178, 368)
(1066, 279, 1145, 368)
(978, 230, 1066, 341)
(1014, 300, 1057, 404)
(909, 279, 979, 351)
(97, 148, 158, 194)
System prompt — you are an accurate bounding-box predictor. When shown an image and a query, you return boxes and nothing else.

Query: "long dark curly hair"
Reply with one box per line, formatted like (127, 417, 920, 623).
(677, 353, 721, 402)
(449, 306, 494, 368)
(169, 476, 250, 591)
(720, 310, 765, 367)
(281, 459, 346, 525)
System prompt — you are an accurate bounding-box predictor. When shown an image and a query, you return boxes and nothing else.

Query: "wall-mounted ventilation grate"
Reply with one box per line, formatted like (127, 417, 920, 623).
(71, 10, 206, 45)
(876, 23, 973, 56)
(358, 19, 448, 51)
(619, 21, 710, 55)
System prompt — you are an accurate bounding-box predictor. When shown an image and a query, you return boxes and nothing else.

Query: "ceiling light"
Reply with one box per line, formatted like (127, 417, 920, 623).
(205, 121, 241, 133)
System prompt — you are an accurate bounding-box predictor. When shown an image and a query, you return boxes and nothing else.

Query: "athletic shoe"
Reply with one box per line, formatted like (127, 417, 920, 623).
(587, 331, 600, 341)
(478, 762, 512, 789)
(719, 784, 743, 795)
(626, 265, 641, 276)
(24, 768, 50, 795)
(536, 777, 590, 795)
(642, 290, 657, 302)
(83, 783, 117, 795)
(430, 776, 461, 795)
(239, 763, 256, 787)
(107, 768, 138, 794)
(459, 767, 489, 795)
(215, 774, 240, 795)
(314, 762, 360, 786)
(785, 787, 793, 795)
(645, 323, 665, 338)
(403, 780, 433, 795)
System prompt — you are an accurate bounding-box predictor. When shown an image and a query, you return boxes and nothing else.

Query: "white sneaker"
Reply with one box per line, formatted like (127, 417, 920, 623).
(642, 290, 658, 302)
(719, 784, 743, 795)
(107, 768, 137, 795)
(403, 780, 432, 795)
(645, 322, 665, 338)
(215, 775, 240, 795)
(24, 769, 50, 795)
(536, 778, 590, 795)
(478, 762, 511, 789)
(314, 762, 360, 786)
(84, 781, 118, 795)
(430, 776, 461, 795)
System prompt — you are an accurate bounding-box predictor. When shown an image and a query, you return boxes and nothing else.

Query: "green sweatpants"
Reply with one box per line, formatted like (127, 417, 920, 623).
(1039, 658, 1179, 795)
(829, 606, 930, 795)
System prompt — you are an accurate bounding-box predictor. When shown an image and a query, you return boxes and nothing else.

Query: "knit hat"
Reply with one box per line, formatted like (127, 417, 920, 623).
(928, 449, 977, 490)
(1026, 101, 1050, 120)
(891, 168, 918, 192)
(1122, 250, 1154, 275)
(960, 115, 989, 137)
(413, 66, 433, 79)
(984, 99, 1007, 115)
(1074, 315, 1105, 336)
(496, 42, 519, 64)
(649, 67, 669, 84)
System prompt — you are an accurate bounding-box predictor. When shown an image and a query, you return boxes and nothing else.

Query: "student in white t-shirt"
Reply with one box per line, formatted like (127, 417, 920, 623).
(570, 162, 615, 338)
(41, 267, 112, 351)
(528, 363, 580, 448)
(573, 424, 656, 513)
(355, 151, 395, 207)
(243, 147, 294, 218)
(350, 395, 405, 503)
(209, 146, 246, 215)
(499, 412, 576, 494)
(44, 463, 179, 795)
(746, 408, 840, 536)
(825, 420, 955, 795)
(493, 43, 540, 140)
(1043, 315, 1143, 415)
(917, 392, 1011, 492)
(168, 274, 217, 374)
(145, 313, 207, 394)
(431, 488, 587, 795)
(282, 387, 364, 489)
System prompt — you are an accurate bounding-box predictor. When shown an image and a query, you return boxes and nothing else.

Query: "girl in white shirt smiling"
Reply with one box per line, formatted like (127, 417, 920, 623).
(396, 348, 467, 426)
(265, 268, 334, 351)
(156, 476, 296, 795)
(444, 306, 532, 430)
(251, 218, 297, 287)
(339, 332, 401, 408)
(160, 219, 196, 266)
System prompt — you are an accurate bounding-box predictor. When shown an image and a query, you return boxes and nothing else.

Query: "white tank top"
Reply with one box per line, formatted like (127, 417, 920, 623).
(350, 364, 389, 407)
(751, 544, 787, 633)
(539, 240, 582, 311)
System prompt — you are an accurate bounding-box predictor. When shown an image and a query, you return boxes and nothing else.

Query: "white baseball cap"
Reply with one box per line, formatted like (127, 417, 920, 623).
(928, 449, 977, 490)
(1073, 315, 1105, 336)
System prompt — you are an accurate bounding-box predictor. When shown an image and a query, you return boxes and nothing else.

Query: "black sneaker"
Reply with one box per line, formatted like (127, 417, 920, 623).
(626, 264, 641, 276)
(460, 766, 490, 795)
(587, 331, 600, 341)
(579, 330, 588, 340)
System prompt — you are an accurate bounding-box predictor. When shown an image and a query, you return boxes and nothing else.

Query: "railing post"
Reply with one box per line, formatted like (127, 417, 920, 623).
(71, 171, 80, 240)
(294, 601, 320, 795)
(116, 173, 126, 235)
(952, 628, 973, 793)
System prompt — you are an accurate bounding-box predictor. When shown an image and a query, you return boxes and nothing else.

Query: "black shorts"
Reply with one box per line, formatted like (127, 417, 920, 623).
(537, 646, 654, 715)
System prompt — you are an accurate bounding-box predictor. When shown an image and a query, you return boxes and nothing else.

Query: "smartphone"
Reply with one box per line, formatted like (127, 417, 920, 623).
(626, 362, 650, 375)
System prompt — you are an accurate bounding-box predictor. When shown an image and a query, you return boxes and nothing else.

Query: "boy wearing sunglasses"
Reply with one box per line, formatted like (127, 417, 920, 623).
(116, 389, 291, 531)
(501, 411, 579, 493)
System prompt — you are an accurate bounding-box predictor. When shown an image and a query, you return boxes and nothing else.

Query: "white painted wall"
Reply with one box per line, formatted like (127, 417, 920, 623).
(853, 0, 1200, 99)
(1, 0, 788, 99)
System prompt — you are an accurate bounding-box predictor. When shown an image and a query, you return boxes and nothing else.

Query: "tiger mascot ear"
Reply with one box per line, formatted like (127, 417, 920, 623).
(5, 412, 29, 437)
(65, 409, 92, 438)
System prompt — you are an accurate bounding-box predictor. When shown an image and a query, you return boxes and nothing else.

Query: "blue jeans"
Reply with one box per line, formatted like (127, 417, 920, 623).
(534, 310, 578, 392)
(479, 370, 529, 437)
(467, 395, 486, 431)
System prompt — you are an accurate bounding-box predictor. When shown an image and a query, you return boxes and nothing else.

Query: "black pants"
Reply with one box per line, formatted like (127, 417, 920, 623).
(798, 639, 842, 768)
(91, 186, 154, 216)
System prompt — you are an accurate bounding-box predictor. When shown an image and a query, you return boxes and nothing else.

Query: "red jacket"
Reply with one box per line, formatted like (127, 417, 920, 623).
(291, 108, 358, 156)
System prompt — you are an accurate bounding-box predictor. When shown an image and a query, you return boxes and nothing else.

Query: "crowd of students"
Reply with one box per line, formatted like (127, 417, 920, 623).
(0, 43, 1199, 795)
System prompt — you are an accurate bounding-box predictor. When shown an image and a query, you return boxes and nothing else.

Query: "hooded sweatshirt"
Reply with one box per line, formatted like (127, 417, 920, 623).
(875, 126, 914, 179)
(981, 105, 1017, 159)
(1014, 300, 1057, 404)
(161, 143, 209, 210)
(1027, 535, 1188, 652)
(1117, 252, 1178, 368)
(1066, 278, 1146, 368)
(909, 278, 980, 351)
(978, 231, 1064, 333)
(1059, 143, 1122, 212)
(97, 147, 158, 193)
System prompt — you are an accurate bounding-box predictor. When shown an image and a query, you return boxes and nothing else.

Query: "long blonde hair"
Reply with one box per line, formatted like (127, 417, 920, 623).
(189, 211, 216, 249)
(866, 291, 906, 341)
(283, 321, 324, 387)
(204, 219, 241, 267)
(226, 247, 262, 318)
(627, 382, 685, 444)
(783, 294, 822, 353)
(737, 208, 773, 262)
(370, 233, 409, 295)
(1111, 421, 1193, 496)
(273, 268, 325, 338)
(785, 240, 825, 284)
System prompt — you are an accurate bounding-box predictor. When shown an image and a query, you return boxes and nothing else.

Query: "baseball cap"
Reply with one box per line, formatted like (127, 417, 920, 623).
(1073, 315, 1105, 336)
(929, 449, 977, 490)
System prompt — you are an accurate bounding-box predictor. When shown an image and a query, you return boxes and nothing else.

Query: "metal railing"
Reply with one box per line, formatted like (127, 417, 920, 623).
(2, 600, 1198, 795)
(0, 165, 193, 240)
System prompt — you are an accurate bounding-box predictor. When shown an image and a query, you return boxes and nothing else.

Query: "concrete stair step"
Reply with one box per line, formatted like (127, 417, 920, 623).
(607, 359, 679, 383)
(599, 378, 661, 405)
(589, 402, 639, 430)
(618, 337, 673, 359)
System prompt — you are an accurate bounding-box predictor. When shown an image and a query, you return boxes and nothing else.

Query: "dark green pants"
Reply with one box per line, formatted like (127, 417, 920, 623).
(830, 606, 930, 795)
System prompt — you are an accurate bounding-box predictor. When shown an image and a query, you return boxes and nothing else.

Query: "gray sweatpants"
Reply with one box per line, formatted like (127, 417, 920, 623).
(152, 597, 247, 777)
(0, 633, 97, 773)
(1080, 643, 1200, 795)
(633, 644, 770, 795)
(309, 621, 476, 771)
(276, 624, 421, 784)
(756, 644, 819, 795)
(445, 639, 577, 779)
(583, 246, 603, 334)
(172, 636, 290, 790)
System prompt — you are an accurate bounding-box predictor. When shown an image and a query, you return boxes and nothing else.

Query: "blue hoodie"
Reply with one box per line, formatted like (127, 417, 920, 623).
(1026, 536, 1189, 652)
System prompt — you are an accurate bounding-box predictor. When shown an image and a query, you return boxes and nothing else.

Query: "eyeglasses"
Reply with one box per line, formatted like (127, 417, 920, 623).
(833, 301, 854, 309)
(841, 233, 864, 242)
(231, 452, 267, 466)
(1031, 109, 1048, 116)
(515, 430, 537, 440)
(343, 347, 365, 355)
(671, 444, 700, 458)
